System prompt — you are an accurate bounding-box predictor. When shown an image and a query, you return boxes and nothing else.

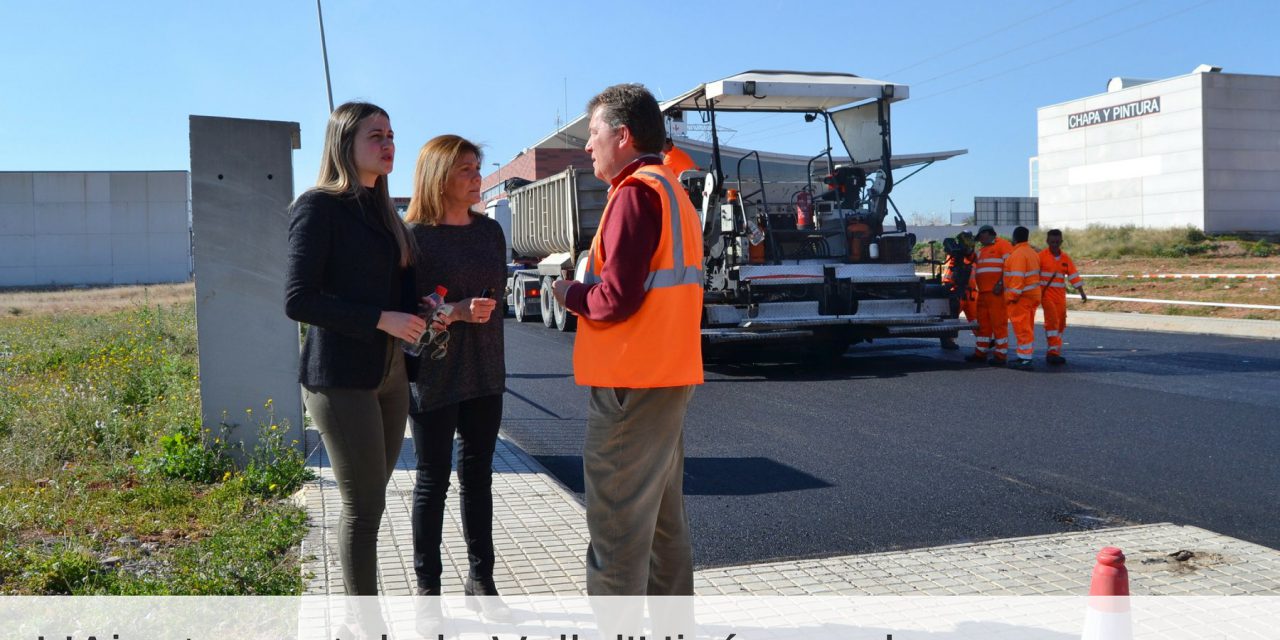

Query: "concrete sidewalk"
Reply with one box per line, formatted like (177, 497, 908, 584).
(298, 427, 1280, 596)
(1050, 309, 1280, 340)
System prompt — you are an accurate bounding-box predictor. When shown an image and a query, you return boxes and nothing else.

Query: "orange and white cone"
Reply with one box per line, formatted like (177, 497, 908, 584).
(1081, 547, 1132, 640)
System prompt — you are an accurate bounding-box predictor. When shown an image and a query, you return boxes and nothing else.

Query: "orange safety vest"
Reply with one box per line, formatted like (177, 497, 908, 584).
(972, 237, 1012, 293)
(1038, 248, 1082, 299)
(573, 165, 705, 388)
(1004, 242, 1042, 303)
(663, 146, 698, 177)
(942, 252, 976, 296)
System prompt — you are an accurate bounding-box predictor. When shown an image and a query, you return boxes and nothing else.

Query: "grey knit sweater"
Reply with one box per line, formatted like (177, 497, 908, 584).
(407, 215, 508, 413)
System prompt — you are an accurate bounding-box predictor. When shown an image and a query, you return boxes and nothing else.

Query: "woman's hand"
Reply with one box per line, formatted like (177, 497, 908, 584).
(377, 311, 427, 342)
(419, 296, 454, 332)
(452, 297, 498, 324)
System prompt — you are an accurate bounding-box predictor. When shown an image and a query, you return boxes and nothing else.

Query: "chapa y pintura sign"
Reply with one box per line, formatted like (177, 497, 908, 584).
(1067, 97, 1161, 129)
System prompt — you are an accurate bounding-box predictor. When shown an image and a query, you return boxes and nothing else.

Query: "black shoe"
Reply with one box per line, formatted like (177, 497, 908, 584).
(1009, 359, 1034, 370)
(465, 577, 512, 622)
(988, 358, 1007, 367)
(1047, 354, 1066, 365)
(940, 337, 959, 350)
(964, 353, 988, 364)
(414, 586, 443, 635)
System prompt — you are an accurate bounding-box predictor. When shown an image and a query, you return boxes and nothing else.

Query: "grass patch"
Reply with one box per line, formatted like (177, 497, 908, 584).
(1041, 225, 1217, 259)
(0, 303, 312, 594)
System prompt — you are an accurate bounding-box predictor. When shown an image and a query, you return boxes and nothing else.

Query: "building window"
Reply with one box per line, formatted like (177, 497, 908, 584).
(1028, 157, 1039, 198)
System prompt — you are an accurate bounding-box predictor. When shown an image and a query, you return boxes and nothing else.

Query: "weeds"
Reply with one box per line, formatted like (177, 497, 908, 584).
(1055, 225, 1217, 259)
(0, 304, 310, 594)
(240, 402, 314, 498)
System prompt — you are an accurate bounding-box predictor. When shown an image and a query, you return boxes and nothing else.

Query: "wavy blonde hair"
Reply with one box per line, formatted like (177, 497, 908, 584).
(405, 134, 483, 226)
(314, 101, 414, 267)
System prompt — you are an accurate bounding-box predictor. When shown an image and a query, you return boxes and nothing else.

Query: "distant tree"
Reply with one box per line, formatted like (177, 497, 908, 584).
(908, 212, 948, 226)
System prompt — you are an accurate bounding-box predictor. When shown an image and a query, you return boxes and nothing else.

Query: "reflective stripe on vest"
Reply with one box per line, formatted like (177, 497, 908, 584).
(573, 163, 704, 388)
(581, 168, 703, 289)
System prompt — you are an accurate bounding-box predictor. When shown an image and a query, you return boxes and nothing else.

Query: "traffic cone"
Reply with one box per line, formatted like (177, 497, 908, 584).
(1089, 546, 1130, 595)
(1081, 547, 1132, 640)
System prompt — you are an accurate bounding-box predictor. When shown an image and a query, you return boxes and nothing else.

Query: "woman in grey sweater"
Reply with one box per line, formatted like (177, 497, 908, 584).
(403, 135, 508, 609)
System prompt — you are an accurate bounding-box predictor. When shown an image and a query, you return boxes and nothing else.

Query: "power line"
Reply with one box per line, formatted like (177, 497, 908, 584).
(909, 0, 1152, 88)
(879, 0, 1078, 78)
(911, 0, 1219, 103)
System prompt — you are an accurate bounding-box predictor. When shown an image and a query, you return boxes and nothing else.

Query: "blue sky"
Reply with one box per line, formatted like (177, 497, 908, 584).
(2, 0, 1276, 218)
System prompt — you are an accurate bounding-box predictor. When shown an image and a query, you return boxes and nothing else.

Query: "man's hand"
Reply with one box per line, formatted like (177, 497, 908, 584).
(993, 281, 1004, 295)
(551, 279, 573, 306)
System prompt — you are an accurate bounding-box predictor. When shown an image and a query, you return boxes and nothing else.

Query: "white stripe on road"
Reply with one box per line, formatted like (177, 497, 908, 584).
(1087, 295, 1280, 310)
(1082, 274, 1280, 279)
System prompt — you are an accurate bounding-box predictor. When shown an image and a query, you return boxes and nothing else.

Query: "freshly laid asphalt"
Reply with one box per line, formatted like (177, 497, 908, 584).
(499, 319, 1280, 569)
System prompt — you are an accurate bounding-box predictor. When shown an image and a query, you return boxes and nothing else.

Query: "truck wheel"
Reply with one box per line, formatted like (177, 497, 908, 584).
(514, 279, 536, 323)
(540, 276, 556, 328)
(553, 291, 576, 332)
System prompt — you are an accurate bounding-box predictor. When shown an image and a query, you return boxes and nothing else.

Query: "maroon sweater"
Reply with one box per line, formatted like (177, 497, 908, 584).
(564, 156, 663, 322)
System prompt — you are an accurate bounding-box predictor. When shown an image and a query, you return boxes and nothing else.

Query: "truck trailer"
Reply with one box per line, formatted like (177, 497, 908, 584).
(504, 70, 974, 358)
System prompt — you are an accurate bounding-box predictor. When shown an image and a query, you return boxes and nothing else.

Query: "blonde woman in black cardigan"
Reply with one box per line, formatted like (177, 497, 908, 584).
(285, 101, 429, 595)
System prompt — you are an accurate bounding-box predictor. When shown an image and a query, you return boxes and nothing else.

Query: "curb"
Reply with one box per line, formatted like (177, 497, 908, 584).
(1038, 309, 1280, 340)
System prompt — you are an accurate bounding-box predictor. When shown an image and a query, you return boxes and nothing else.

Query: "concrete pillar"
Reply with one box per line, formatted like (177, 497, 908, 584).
(189, 116, 303, 460)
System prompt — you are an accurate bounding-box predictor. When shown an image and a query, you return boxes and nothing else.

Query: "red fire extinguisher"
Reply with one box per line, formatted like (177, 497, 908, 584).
(795, 191, 813, 230)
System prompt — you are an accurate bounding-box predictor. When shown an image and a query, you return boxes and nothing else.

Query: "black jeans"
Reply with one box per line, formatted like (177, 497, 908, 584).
(409, 394, 503, 590)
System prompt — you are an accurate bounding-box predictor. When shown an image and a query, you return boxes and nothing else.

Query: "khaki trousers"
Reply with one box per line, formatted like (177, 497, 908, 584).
(303, 344, 408, 595)
(584, 385, 695, 595)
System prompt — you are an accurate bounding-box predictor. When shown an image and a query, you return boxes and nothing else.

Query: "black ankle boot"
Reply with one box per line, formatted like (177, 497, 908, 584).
(464, 577, 512, 622)
(415, 585, 443, 635)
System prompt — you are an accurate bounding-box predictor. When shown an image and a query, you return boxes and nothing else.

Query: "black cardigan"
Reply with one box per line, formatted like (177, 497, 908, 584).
(284, 188, 416, 389)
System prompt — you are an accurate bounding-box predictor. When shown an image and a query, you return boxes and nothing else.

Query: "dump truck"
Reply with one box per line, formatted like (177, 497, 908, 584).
(504, 70, 973, 358)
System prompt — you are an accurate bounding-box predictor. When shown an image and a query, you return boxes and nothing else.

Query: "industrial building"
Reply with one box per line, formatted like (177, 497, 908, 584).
(0, 171, 191, 287)
(1035, 65, 1280, 234)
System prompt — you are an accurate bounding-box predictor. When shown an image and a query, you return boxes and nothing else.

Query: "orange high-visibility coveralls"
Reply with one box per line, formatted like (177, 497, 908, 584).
(1004, 242, 1043, 362)
(942, 253, 977, 322)
(663, 145, 698, 177)
(971, 238, 1012, 361)
(1039, 248, 1083, 357)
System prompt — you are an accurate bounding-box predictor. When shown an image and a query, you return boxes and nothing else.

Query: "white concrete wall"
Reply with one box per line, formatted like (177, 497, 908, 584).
(190, 116, 303, 460)
(0, 171, 191, 287)
(1203, 73, 1280, 234)
(1037, 73, 1206, 230)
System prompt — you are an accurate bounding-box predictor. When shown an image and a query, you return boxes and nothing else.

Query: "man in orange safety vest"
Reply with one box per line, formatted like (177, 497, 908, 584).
(964, 225, 1012, 365)
(940, 230, 976, 350)
(1039, 228, 1088, 365)
(662, 136, 699, 177)
(551, 84, 704, 596)
(1003, 226, 1042, 369)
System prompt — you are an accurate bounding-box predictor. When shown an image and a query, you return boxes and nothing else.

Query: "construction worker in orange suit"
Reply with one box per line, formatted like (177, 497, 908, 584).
(965, 225, 1013, 365)
(662, 137, 698, 177)
(1003, 226, 1042, 369)
(939, 230, 976, 350)
(1039, 228, 1088, 365)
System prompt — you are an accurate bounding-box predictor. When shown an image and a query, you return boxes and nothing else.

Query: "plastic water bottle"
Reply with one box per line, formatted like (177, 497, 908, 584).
(403, 286, 452, 357)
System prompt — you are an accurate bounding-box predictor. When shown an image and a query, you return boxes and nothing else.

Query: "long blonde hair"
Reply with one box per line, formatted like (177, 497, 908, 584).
(404, 134, 483, 226)
(314, 101, 415, 267)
